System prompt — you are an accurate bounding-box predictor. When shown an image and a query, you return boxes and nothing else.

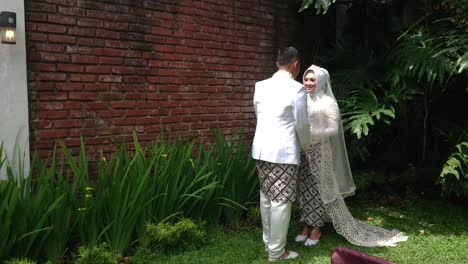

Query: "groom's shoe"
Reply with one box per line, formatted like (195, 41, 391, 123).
(269, 250, 299, 262)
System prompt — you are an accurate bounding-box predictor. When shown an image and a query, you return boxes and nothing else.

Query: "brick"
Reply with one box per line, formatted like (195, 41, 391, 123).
(36, 73, 67, 81)
(37, 92, 67, 100)
(153, 45, 174, 53)
(84, 84, 109, 91)
(40, 53, 70, 62)
(48, 14, 76, 25)
(33, 121, 53, 129)
(70, 128, 96, 137)
(121, 50, 142, 58)
(51, 0, 81, 6)
(111, 101, 136, 109)
(70, 74, 97, 82)
(66, 46, 93, 54)
(78, 37, 105, 47)
(95, 29, 121, 39)
(137, 117, 159, 125)
(58, 6, 86, 16)
(129, 42, 153, 51)
(85, 65, 112, 73)
(37, 23, 67, 33)
(124, 93, 146, 100)
(98, 110, 125, 118)
(121, 32, 145, 41)
(128, 24, 152, 34)
(104, 21, 128, 31)
(54, 119, 81, 128)
(98, 92, 122, 100)
(113, 118, 138, 125)
(57, 64, 84, 72)
(32, 82, 56, 91)
(175, 46, 194, 54)
(151, 27, 172, 36)
(94, 48, 122, 57)
(38, 129, 69, 139)
(68, 27, 96, 36)
(27, 13, 48, 22)
(110, 67, 135, 75)
(83, 102, 108, 110)
(71, 55, 98, 64)
(28, 3, 57, 13)
(126, 109, 149, 116)
(138, 102, 158, 109)
(70, 110, 96, 119)
(124, 58, 147, 67)
(99, 75, 122, 83)
(161, 116, 182, 123)
(37, 111, 68, 119)
(34, 43, 66, 52)
(56, 83, 84, 91)
(123, 76, 145, 83)
(29, 63, 56, 72)
(105, 40, 129, 49)
(77, 18, 103, 28)
(86, 10, 113, 21)
(99, 57, 124, 65)
(69, 92, 96, 100)
(27, 32, 48, 41)
(60, 139, 82, 147)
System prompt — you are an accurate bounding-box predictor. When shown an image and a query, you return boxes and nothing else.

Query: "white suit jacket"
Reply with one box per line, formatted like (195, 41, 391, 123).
(252, 70, 311, 165)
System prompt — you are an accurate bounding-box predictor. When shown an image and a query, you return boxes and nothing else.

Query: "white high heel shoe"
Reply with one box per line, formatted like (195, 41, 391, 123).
(304, 230, 321, 246)
(304, 237, 319, 246)
(294, 234, 308, 242)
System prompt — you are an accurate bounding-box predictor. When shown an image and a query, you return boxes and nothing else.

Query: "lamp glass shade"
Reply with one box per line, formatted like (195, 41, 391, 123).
(1, 27, 16, 44)
(0, 11, 16, 44)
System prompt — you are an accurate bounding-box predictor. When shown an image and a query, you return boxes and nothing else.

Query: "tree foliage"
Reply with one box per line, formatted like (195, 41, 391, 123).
(439, 141, 468, 199)
(299, 0, 335, 13)
(298, 1, 467, 186)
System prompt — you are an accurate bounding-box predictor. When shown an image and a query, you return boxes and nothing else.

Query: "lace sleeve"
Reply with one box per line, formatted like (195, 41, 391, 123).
(310, 99, 340, 141)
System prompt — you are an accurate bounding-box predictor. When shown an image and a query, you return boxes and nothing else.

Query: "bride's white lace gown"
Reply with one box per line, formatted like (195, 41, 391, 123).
(299, 65, 408, 247)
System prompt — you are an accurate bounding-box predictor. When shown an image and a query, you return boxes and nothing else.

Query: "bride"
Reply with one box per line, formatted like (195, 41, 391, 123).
(295, 64, 408, 247)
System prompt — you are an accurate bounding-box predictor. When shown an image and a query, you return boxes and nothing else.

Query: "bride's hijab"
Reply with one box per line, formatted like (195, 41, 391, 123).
(303, 65, 356, 201)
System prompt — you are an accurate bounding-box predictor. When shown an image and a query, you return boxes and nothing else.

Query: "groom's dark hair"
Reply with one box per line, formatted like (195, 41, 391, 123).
(276, 47, 300, 66)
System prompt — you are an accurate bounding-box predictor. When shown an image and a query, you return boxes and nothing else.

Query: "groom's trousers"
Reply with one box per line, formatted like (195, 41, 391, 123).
(256, 160, 298, 259)
(260, 191, 292, 259)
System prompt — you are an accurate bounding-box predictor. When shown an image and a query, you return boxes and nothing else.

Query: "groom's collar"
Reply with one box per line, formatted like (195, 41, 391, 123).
(272, 69, 293, 79)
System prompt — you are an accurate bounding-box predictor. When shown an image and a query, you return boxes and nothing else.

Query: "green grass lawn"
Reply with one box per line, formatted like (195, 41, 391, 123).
(131, 194, 468, 264)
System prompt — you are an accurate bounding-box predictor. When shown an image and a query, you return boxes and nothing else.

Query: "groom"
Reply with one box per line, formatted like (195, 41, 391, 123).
(252, 47, 311, 262)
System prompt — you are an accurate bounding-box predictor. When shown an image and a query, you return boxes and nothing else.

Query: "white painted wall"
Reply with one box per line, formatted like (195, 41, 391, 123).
(0, 1, 30, 180)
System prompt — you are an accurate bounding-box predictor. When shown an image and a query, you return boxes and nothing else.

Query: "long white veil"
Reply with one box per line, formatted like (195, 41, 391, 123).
(304, 65, 356, 201)
(303, 65, 408, 247)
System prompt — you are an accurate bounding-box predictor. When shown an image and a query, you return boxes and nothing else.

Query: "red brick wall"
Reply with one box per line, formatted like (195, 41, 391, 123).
(25, 0, 294, 157)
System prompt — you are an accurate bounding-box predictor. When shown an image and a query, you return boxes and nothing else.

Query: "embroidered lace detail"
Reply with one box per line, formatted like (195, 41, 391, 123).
(324, 198, 408, 247)
(304, 143, 408, 247)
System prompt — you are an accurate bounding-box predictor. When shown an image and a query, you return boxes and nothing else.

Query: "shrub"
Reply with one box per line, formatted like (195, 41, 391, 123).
(74, 243, 120, 264)
(146, 218, 206, 252)
(0, 130, 256, 260)
(243, 207, 262, 227)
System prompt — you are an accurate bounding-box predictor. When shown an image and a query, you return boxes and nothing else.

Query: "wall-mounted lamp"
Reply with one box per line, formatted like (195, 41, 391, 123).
(0, 11, 16, 44)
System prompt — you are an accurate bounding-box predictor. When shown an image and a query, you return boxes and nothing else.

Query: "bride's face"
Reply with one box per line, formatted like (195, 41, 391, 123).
(303, 71, 316, 93)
